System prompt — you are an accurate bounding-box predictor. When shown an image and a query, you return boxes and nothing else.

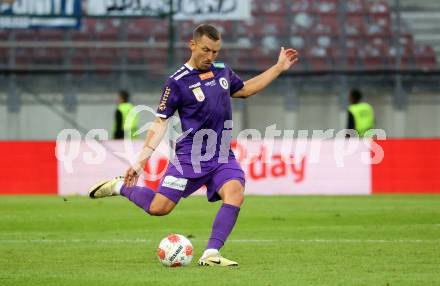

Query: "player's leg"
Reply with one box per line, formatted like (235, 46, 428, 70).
(121, 185, 176, 216)
(148, 193, 176, 216)
(149, 162, 210, 215)
(206, 179, 244, 250)
(199, 161, 245, 267)
(89, 176, 176, 215)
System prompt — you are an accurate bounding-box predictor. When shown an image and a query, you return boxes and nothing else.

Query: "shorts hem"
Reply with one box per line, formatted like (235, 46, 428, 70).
(157, 190, 181, 204)
(210, 177, 245, 202)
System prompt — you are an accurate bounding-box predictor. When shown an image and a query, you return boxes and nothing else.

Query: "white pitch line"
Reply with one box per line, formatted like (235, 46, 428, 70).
(0, 239, 439, 244)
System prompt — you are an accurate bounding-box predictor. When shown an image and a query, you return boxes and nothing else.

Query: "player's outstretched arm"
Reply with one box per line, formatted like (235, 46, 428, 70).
(124, 117, 168, 187)
(232, 47, 298, 99)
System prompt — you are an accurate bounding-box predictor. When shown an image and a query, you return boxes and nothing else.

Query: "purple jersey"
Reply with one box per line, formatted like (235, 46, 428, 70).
(156, 62, 244, 174)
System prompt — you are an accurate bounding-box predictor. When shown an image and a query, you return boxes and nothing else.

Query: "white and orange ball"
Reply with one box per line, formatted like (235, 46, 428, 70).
(157, 234, 193, 267)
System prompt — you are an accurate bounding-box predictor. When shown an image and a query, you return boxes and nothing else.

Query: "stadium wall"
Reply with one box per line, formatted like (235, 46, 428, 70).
(1, 139, 439, 195)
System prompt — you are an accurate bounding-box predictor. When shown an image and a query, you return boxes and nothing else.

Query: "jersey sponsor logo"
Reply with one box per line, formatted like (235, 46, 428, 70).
(199, 71, 214, 81)
(158, 86, 171, 111)
(204, 79, 216, 87)
(162, 176, 187, 191)
(219, 77, 229, 90)
(189, 82, 201, 89)
(192, 87, 205, 102)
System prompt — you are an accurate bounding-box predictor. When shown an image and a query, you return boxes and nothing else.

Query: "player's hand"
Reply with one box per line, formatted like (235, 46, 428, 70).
(124, 163, 143, 187)
(276, 47, 299, 71)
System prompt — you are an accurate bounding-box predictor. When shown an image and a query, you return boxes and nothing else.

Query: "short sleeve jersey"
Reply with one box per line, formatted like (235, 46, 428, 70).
(156, 62, 244, 161)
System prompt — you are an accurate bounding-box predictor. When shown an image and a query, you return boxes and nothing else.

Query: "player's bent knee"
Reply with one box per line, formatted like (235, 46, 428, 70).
(149, 205, 172, 216)
(220, 181, 245, 207)
(148, 194, 176, 216)
(230, 189, 244, 206)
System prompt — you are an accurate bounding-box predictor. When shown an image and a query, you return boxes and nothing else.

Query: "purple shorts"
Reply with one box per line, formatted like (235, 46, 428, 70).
(157, 157, 245, 204)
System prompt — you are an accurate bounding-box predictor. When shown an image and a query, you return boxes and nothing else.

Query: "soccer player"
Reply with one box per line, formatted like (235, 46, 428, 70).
(89, 24, 298, 266)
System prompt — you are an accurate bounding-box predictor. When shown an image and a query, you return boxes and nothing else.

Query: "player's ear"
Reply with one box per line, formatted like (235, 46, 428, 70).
(189, 40, 196, 51)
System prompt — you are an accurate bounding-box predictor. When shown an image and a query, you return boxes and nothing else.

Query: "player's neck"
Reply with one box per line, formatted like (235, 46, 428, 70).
(186, 59, 210, 71)
(185, 61, 196, 70)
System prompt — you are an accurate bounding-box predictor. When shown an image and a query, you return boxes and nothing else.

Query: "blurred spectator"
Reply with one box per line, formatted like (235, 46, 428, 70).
(347, 88, 375, 137)
(113, 90, 139, 139)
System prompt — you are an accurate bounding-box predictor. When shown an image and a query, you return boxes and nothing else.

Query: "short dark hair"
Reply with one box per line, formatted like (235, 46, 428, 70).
(193, 24, 221, 41)
(350, 88, 362, 103)
(119, 90, 130, 102)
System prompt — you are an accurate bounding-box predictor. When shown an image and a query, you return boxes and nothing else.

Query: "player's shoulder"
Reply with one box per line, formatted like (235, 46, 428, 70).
(168, 64, 193, 82)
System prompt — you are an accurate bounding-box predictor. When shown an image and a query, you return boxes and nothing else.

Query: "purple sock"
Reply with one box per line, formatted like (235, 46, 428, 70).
(206, 203, 240, 250)
(120, 185, 155, 214)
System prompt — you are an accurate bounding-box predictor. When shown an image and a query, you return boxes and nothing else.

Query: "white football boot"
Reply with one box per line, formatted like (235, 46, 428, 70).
(198, 252, 238, 267)
(89, 176, 124, 199)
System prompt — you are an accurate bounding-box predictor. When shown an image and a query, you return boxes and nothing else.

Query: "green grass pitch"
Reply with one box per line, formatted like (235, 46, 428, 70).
(1, 195, 439, 286)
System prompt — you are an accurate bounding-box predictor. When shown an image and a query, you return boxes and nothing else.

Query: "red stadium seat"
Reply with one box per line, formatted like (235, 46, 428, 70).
(313, 15, 340, 35)
(70, 48, 90, 67)
(234, 48, 255, 69)
(306, 55, 332, 70)
(35, 29, 63, 41)
(89, 48, 119, 66)
(329, 44, 360, 70)
(366, 13, 391, 36)
(358, 43, 386, 69)
(127, 19, 168, 42)
(290, 0, 314, 13)
(14, 30, 36, 41)
(414, 45, 437, 70)
(127, 48, 144, 64)
(346, 0, 367, 15)
(366, 0, 389, 15)
(253, 0, 287, 15)
(14, 48, 32, 67)
(385, 45, 414, 70)
(248, 49, 276, 70)
(345, 15, 366, 36)
(72, 19, 96, 41)
(32, 48, 64, 65)
(315, 0, 338, 15)
(94, 19, 120, 41)
(260, 16, 289, 36)
(290, 12, 317, 35)
(142, 48, 168, 66)
(0, 0, 436, 73)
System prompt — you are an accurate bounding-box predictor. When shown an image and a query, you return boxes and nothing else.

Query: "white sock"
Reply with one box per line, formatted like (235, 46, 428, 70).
(114, 181, 124, 195)
(201, 248, 219, 259)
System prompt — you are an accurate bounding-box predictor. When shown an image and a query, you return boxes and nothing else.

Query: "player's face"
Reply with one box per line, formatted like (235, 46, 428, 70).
(190, 35, 221, 70)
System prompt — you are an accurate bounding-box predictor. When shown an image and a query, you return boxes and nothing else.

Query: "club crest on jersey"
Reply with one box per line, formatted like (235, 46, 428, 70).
(192, 87, 205, 102)
(199, 71, 214, 81)
(219, 77, 229, 90)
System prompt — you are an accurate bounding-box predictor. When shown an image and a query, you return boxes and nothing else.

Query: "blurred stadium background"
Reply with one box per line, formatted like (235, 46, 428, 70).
(0, 0, 439, 139)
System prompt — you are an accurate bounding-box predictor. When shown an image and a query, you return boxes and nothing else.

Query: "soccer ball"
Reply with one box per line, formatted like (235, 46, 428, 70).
(157, 234, 193, 267)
